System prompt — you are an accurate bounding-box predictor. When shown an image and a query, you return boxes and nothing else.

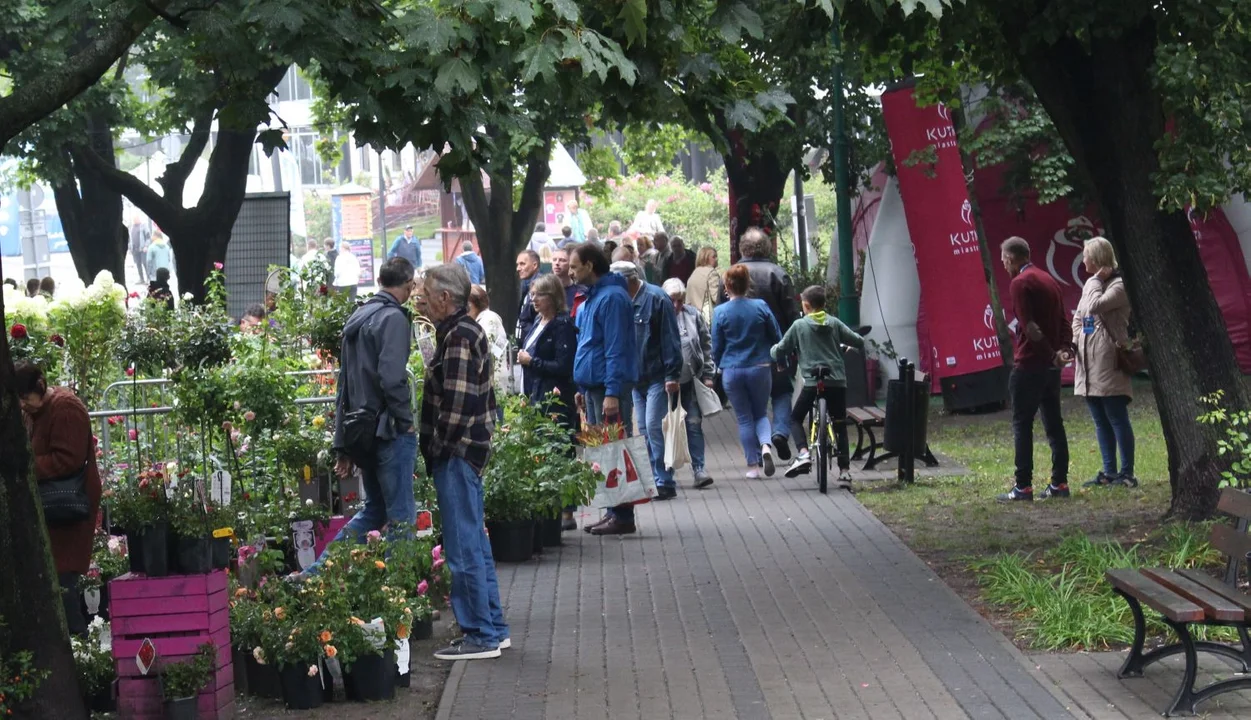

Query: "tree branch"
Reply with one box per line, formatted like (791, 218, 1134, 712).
(71, 144, 179, 230)
(144, 0, 189, 29)
(511, 141, 552, 244)
(158, 109, 214, 206)
(0, 0, 172, 147)
(460, 170, 491, 241)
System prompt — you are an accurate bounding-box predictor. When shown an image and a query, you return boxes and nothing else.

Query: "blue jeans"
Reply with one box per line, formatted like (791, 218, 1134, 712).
(770, 370, 793, 442)
(432, 456, 508, 647)
(633, 381, 674, 488)
(1086, 395, 1135, 477)
(583, 385, 635, 523)
(723, 366, 773, 465)
(680, 381, 706, 473)
(305, 433, 418, 574)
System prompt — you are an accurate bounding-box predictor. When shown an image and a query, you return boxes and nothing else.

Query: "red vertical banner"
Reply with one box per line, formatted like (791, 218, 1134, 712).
(1190, 207, 1251, 372)
(880, 87, 1002, 387)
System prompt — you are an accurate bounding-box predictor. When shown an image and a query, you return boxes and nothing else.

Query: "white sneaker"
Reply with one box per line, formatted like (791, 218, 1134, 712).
(836, 471, 853, 490)
(785, 457, 812, 478)
(761, 445, 776, 477)
(746, 468, 762, 479)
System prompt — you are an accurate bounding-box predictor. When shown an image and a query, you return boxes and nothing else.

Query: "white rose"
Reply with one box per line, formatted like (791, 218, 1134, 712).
(182, 292, 194, 301)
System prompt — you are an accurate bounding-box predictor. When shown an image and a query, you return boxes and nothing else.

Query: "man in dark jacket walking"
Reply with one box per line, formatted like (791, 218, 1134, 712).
(418, 263, 509, 660)
(611, 254, 683, 500)
(297, 257, 417, 577)
(722, 227, 802, 460)
(998, 236, 1072, 502)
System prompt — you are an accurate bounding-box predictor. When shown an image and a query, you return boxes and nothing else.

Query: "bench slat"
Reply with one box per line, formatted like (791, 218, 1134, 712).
(866, 407, 887, 422)
(847, 408, 878, 424)
(1105, 569, 1205, 623)
(1175, 569, 1251, 613)
(1140, 568, 1244, 622)
(1210, 523, 1251, 564)
(1217, 488, 1251, 522)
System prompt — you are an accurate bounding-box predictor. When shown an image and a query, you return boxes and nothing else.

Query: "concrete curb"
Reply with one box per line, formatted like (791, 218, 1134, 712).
(433, 660, 466, 720)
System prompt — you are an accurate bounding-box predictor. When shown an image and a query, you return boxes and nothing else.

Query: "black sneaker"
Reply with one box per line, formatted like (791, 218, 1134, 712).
(771, 434, 792, 461)
(655, 485, 677, 501)
(1082, 471, 1115, 488)
(434, 641, 501, 660)
(1113, 474, 1140, 488)
(997, 485, 1034, 502)
(1039, 482, 1070, 499)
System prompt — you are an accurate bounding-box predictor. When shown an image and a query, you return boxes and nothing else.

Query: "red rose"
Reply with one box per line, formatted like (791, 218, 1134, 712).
(318, 285, 328, 296)
(9, 323, 27, 340)
(126, 367, 135, 377)
(50, 334, 64, 347)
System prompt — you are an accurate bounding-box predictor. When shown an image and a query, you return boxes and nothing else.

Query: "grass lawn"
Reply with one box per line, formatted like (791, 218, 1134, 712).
(857, 379, 1231, 651)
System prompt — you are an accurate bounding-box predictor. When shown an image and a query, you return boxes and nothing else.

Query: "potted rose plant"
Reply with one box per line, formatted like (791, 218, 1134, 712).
(160, 643, 216, 720)
(72, 617, 117, 712)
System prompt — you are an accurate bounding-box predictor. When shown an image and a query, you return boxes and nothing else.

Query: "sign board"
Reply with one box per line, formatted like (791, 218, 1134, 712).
(136, 638, 157, 676)
(543, 190, 571, 232)
(331, 192, 377, 286)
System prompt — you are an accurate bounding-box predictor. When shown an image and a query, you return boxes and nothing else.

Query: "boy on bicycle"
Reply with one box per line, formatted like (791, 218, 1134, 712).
(770, 285, 865, 487)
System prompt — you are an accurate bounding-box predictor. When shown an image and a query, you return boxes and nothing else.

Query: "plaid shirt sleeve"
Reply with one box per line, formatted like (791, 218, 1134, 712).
(427, 332, 485, 460)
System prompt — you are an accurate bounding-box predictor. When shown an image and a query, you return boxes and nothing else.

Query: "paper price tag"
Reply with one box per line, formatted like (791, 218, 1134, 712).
(415, 509, 434, 538)
(212, 527, 235, 539)
(291, 520, 315, 569)
(395, 637, 410, 676)
(84, 587, 101, 615)
(210, 470, 232, 506)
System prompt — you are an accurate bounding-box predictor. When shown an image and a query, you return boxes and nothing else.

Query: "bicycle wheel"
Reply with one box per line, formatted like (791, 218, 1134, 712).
(816, 398, 829, 494)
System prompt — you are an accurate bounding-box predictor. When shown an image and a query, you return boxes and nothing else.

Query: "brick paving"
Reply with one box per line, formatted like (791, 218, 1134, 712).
(438, 410, 1095, 720)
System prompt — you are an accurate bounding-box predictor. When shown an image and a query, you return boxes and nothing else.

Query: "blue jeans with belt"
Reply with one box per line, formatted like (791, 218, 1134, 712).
(304, 433, 417, 574)
(433, 456, 508, 647)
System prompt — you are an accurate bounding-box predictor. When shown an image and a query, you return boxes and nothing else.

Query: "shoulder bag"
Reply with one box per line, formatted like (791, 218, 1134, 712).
(1101, 279, 1147, 375)
(40, 436, 91, 526)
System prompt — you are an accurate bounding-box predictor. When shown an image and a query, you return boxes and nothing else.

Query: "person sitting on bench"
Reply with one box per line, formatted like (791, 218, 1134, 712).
(770, 285, 865, 487)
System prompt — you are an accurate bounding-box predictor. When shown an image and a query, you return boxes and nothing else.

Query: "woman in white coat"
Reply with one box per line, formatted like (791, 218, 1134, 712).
(1072, 236, 1136, 487)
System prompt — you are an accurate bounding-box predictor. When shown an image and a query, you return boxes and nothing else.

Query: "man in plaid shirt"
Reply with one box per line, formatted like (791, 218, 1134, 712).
(418, 263, 509, 661)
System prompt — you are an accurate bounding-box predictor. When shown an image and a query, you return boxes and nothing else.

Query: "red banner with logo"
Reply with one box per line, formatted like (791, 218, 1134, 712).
(1189, 208, 1251, 372)
(880, 87, 1003, 387)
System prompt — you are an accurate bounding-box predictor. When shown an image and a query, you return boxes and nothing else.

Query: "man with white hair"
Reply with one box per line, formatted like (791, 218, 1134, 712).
(662, 278, 715, 489)
(454, 240, 486, 284)
(566, 199, 592, 244)
(610, 250, 683, 500)
(418, 263, 509, 659)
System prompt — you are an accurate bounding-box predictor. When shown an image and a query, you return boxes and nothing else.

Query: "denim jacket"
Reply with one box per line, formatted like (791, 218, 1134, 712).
(631, 282, 683, 386)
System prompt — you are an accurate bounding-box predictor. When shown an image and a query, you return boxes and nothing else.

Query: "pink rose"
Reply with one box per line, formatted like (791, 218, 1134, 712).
(222, 421, 233, 432)
(243, 411, 256, 422)
(213, 262, 224, 270)
(366, 530, 382, 543)
(592, 462, 601, 473)
(432, 545, 442, 561)
(128, 429, 139, 442)
(417, 580, 429, 596)
(433, 558, 445, 571)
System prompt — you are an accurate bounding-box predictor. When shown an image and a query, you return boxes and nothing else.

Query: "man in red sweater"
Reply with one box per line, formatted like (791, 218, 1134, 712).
(999, 237, 1073, 501)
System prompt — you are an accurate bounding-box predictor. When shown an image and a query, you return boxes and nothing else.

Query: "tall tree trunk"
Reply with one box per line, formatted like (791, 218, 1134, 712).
(723, 131, 789, 262)
(56, 114, 127, 285)
(459, 138, 552, 335)
(0, 293, 88, 720)
(1007, 18, 1250, 519)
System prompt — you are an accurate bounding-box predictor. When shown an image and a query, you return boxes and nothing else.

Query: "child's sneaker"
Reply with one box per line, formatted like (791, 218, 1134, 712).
(785, 451, 812, 478)
(997, 485, 1034, 502)
(836, 471, 853, 490)
(1039, 482, 1070, 499)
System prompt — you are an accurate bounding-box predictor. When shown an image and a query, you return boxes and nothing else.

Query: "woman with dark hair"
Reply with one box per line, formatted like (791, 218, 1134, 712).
(16, 361, 101, 636)
(516, 274, 580, 529)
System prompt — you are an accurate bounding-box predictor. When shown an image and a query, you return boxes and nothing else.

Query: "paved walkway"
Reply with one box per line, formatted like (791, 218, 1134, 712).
(434, 410, 1244, 720)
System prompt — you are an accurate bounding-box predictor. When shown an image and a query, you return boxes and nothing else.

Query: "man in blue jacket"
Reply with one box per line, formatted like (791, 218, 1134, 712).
(454, 241, 486, 284)
(569, 243, 639, 535)
(610, 255, 683, 501)
(388, 225, 422, 270)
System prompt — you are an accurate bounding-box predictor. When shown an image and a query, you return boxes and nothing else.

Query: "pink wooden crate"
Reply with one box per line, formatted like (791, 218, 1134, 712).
(114, 627, 229, 659)
(113, 606, 228, 636)
(117, 684, 233, 719)
(110, 571, 228, 600)
(314, 515, 351, 557)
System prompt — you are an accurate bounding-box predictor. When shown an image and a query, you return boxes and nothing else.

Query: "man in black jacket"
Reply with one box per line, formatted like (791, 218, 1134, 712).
(722, 227, 802, 460)
(295, 257, 417, 578)
(515, 249, 542, 342)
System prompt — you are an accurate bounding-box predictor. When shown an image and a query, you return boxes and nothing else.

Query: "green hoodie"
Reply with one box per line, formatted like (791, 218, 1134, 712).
(770, 313, 865, 387)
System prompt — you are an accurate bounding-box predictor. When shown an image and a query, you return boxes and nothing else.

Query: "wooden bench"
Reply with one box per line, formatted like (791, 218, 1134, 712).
(1105, 488, 1251, 716)
(843, 349, 937, 471)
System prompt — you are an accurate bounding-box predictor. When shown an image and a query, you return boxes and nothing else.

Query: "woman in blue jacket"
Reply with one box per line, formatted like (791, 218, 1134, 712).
(712, 264, 782, 478)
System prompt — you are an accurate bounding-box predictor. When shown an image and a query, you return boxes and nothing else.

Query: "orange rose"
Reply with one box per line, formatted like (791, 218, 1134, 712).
(234, 588, 248, 598)
(350, 616, 364, 626)
(324, 644, 337, 658)
(397, 624, 410, 640)
(319, 630, 333, 643)
(274, 607, 287, 620)
(374, 560, 386, 570)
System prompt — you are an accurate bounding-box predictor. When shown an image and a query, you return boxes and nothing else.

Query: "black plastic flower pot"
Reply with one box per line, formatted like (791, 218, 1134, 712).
(531, 519, 545, 556)
(210, 537, 232, 570)
(541, 517, 564, 547)
(173, 534, 212, 575)
(486, 520, 534, 563)
(163, 696, 199, 720)
(138, 523, 169, 577)
(231, 647, 249, 696)
(344, 650, 396, 702)
(245, 655, 282, 699)
(124, 530, 145, 574)
(412, 617, 434, 641)
(87, 679, 117, 713)
(279, 664, 325, 710)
